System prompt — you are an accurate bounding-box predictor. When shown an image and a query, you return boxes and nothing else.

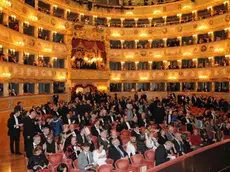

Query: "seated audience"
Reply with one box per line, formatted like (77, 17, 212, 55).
(57, 163, 69, 172)
(189, 129, 203, 150)
(93, 144, 107, 166)
(155, 141, 174, 166)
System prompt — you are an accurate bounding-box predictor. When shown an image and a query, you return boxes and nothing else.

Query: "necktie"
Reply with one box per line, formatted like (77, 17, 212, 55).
(86, 153, 90, 164)
(116, 146, 124, 157)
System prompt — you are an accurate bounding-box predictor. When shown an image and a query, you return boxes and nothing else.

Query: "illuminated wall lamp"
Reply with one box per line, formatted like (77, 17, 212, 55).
(135, 61, 139, 64)
(168, 76, 177, 80)
(182, 5, 191, 10)
(3, 0, 12, 7)
(24, 21, 30, 27)
(112, 33, 120, 37)
(1, 72, 11, 78)
(192, 58, 197, 61)
(0, 7, 3, 13)
(197, 25, 207, 30)
(53, 5, 57, 9)
(126, 11, 133, 15)
(154, 55, 162, 58)
(140, 33, 147, 37)
(38, 27, 43, 31)
(126, 55, 134, 58)
(59, 25, 66, 29)
(24, 52, 30, 57)
(183, 52, 192, 56)
(112, 77, 120, 81)
(177, 14, 182, 17)
(58, 75, 66, 80)
(53, 57, 57, 60)
(199, 76, 208, 79)
(214, 48, 224, 52)
(224, 1, 228, 5)
(207, 6, 212, 10)
(15, 41, 24, 46)
(140, 77, 148, 80)
(153, 10, 161, 15)
(97, 86, 107, 90)
(44, 48, 52, 52)
(30, 16, 38, 21)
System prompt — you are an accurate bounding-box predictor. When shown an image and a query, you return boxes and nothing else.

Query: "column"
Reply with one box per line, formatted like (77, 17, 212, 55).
(163, 61, 168, 69)
(34, 54, 38, 64)
(208, 32, 214, 42)
(121, 83, 124, 92)
(3, 13, 8, 26)
(135, 40, 138, 49)
(180, 82, 183, 91)
(164, 83, 167, 91)
(106, 17, 111, 27)
(18, 52, 23, 64)
(3, 83, 9, 96)
(148, 18, 152, 27)
(208, 57, 214, 67)
(193, 34, 198, 44)
(150, 82, 153, 91)
(192, 10, 198, 20)
(50, 82, 54, 94)
(34, 26, 38, 38)
(163, 38, 167, 47)
(211, 82, 214, 92)
(207, 6, 214, 16)
(225, 1, 229, 11)
(148, 39, 152, 48)
(192, 59, 198, 68)
(148, 61, 152, 70)
(135, 62, 139, 70)
(18, 83, 23, 95)
(120, 40, 124, 49)
(177, 37, 182, 46)
(163, 16, 167, 25)
(64, 59, 68, 69)
(92, 16, 97, 25)
(34, 83, 39, 94)
(18, 20, 24, 33)
(177, 14, 182, 23)
(177, 60, 182, 68)
(3, 48, 8, 61)
(121, 62, 124, 70)
(34, 0, 38, 10)
(134, 18, 138, 27)
(120, 18, 124, 27)
(195, 82, 198, 91)
(225, 28, 230, 38)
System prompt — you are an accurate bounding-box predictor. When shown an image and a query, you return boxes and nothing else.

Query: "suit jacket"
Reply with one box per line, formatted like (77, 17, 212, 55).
(91, 125, 101, 137)
(155, 145, 170, 166)
(121, 121, 133, 130)
(7, 115, 21, 136)
(22, 116, 36, 138)
(138, 118, 150, 127)
(172, 139, 184, 156)
(63, 118, 75, 125)
(78, 151, 94, 170)
(76, 133, 86, 146)
(108, 145, 128, 163)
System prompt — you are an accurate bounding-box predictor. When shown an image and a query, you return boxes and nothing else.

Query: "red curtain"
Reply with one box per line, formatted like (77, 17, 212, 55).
(72, 39, 81, 49)
(96, 41, 105, 52)
(81, 40, 96, 50)
(72, 38, 106, 52)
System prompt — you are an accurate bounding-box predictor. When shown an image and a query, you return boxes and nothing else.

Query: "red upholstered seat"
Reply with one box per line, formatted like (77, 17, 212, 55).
(144, 150, 155, 161)
(69, 169, 81, 172)
(97, 164, 113, 172)
(48, 153, 63, 165)
(131, 154, 154, 169)
(73, 159, 78, 169)
(115, 158, 139, 172)
(121, 137, 130, 145)
(106, 158, 114, 165)
(121, 130, 131, 137)
(36, 169, 50, 172)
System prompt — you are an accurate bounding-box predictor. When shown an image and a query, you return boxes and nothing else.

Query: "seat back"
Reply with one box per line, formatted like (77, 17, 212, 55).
(97, 164, 113, 172)
(73, 159, 78, 169)
(48, 153, 63, 165)
(106, 158, 114, 165)
(37, 170, 50, 172)
(115, 159, 129, 170)
(131, 154, 144, 165)
(144, 150, 155, 161)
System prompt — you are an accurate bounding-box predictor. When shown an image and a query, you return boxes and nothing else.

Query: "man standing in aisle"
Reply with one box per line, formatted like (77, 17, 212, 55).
(7, 107, 23, 155)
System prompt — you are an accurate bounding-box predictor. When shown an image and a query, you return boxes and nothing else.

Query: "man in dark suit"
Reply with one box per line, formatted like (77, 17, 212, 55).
(53, 94, 59, 105)
(26, 134, 41, 158)
(121, 116, 133, 130)
(97, 130, 110, 151)
(155, 141, 173, 166)
(77, 126, 86, 146)
(91, 120, 101, 137)
(172, 133, 185, 156)
(138, 112, 150, 127)
(7, 108, 23, 154)
(22, 111, 37, 152)
(63, 113, 75, 125)
(153, 104, 166, 125)
(108, 138, 128, 164)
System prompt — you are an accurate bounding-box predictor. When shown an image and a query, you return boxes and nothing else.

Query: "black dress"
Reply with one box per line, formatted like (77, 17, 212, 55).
(158, 135, 168, 145)
(27, 153, 48, 171)
(46, 141, 56, 154)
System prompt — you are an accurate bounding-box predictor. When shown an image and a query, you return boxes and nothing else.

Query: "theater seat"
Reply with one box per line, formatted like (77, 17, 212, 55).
(97, 164, 113, 172)
(115, 158, 139, 172)
(73, 159, 78, 169)
(144, 150, 155, 161)
(37, 169, 50, 172)
(131, 154, 154, 169)
(106, 158, 114, 164)
(69, 169, 81, 172)
(48, 153, 63, 165)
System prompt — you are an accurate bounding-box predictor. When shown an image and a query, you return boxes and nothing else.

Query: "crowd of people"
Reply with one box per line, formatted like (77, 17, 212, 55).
(7, 91, 230, 171)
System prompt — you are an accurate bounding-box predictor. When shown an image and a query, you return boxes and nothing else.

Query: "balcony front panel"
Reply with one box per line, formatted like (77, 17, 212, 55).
(70, 70, 109, 80)
(0, 62, 67, 82)
(0, 25, 67, 57)
(108, 12, 230, 40)
(109, 39, 230, 61)
(5, 0, 70, 34)
(50, 0, 225, 19)
(110, 67, 230, 82)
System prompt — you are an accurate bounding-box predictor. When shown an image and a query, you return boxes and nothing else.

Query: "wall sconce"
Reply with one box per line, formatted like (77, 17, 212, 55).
(183, 52, 192, 56)
(66, 9, 71, 15)
(126, 55, 133, 58)
(140, 33, 147, 37)
(135, 61, 139, 64)
(197, 25, 207, 30)
(163, 60, 167, 63)
(52, 57, 57, 60)
(192, 58, 197, 61)
(30, 16, 38, 21)
(140, 77, 148, 80)
(44, 48, 52, 52)
(112, 77, 120, 81)
(10, 15, 16, 22)
(224, 28, 230, 32)
(208, 32, 213, 35)
(80, 13, 84, 16)
(126, 11, 133, 15)
(1, 72, 11, 79)
(162, 16, 167, 19)
(207, 6, 212, 10)
(177, 14, 182, 17)
(97, 86, 107, 90)
(153, 10, 161, 15)
(214, 48, 224, 52)
(2, 0, 12, 7)
(53, 5, 57, 10)
(39, 55, 44, 59)
(182, 5, 191, 10)
(154, 55, 162, 58)
(134, 18, 138, 21)
(24, 52, 30, 57)
(52, 31, 57, 36)
(148, 17, 152, 20)
(112, 33, 120, 37)
(0, 7, 3, 14)
(168, 76, 177, 80)
(199, 76, 208, 79)
(163, 38, 167, 41)
(9, 49, 15, 54)
(120, 18, 125, 21)
(58, 75, 66, 80)
(38, 26, 43, 32)
(192, 10, 197, 13)
(224, 1, 228, 5)
(193, 34, 197, 37)
(24, 21, 30, 28)
(106, 17, 111, 20)
(148, 61, 152, 64)
(59, 25, 66, 29)
(0, 44, 3, 52)
(15, 41, 24, 46)
(93, 15, 98, 18)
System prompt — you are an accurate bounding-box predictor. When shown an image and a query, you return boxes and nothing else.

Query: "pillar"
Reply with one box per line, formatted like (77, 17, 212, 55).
(208, 32, 214, 42)
(18, 52, 23, 64)
(164, 83, 167, 91)
(195, 82, 198, 91)
(177, 14, 182, 23)
(135, 62, 139, 70)
(34, 83, 39, 94)
(34, 26, 38, 38)
(121, 83, 124, 91)
(18, 20, 23, 33)
(207, 6, 214, 16)
(121, 62, 124, 70)
(193, 34, 198, 44)
(225, 1, 229, 11)
(177, 60, 182, 68)
(192, 59, 198, 68)
(64, 59, 68, 69)
(50, 82, 54, 94)
(106, 17, 111, 27)
(34, 54, 38, 64)
(150, 82, 153, 91)
(134, 18, 138, 27)
(34, 0, 38, 9)
(3, 83, 9, 96)
(148, 18, 152, 27)
(163, 38, 167, 47)
(135, 40, 138, 49)
(92, 16, 97, 25)
(225, 28, 230, 38)
(148, 61, 152, 70)
(192, 10, 198, 20)
(3, 13, 8, 26)
(163, 16, 167, 25)
(18, 83, 23, 95)
(120, 40, 124, 49)
(148, 39, 152, 48)
(211, 82, 214, 92)
(208, 57, 214, 67)
(3, 48, 8, 61)
(120, 18, 124, 27)
(177, 37, 182, 46)
(180, 82, 182, 91)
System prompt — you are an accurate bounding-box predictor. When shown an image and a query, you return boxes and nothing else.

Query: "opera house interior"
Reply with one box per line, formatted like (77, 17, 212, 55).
(0, 0, 230, 171)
